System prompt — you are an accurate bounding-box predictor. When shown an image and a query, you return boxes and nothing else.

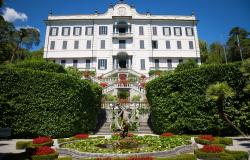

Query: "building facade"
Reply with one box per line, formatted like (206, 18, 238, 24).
(44, 1, 200, 77)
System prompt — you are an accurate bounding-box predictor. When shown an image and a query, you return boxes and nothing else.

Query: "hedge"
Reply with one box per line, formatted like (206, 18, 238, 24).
(194, 149, 249, 160)
(31, 152, 59, 160)
(12, 59, 65, 73)
(0, 65, 102, 138)
(156, 154, 197, 160)
(146, 63, 250, 135)
(194, 137, 233, 146)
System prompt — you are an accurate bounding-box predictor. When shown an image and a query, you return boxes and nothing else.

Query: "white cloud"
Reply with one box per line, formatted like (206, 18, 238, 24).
(16, 25, 40, 32)
(3, 7, 28, 22)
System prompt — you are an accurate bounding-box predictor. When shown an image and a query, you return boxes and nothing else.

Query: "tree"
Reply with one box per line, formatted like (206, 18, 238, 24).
(199, 40, 209, 63)
(0, 0, 3, 8)
(227, 27, 250, 62)
(11, 28, 40, 62)
(0, 16, 16, 63)
(206, 82, 246, 137)
(27, 48, 44, 60)
(206, 42, 225, 64)
(241, 58, 250, 94)
(175, 58, 198, 72)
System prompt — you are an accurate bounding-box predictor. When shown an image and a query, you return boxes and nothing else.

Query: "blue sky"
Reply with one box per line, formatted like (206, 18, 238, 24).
(2, 0, 250, 50)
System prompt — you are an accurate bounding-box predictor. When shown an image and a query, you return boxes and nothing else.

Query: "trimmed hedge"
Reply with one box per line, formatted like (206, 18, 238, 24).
(31, 152, 59, 160)
(194, 137, 233, 145)
(195, 149, 249, 160)
(13, 59, 65, 73)
(0, 65, 102, 138)
(146, 63, 250, 135)
(156, 154, 197, 160)
(16, 141, 31, 149)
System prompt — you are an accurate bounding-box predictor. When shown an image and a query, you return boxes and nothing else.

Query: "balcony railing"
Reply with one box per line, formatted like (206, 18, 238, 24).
(78, 67, 96, 72)
(149, 67, 175, 71)
(113, 32, 133, 38)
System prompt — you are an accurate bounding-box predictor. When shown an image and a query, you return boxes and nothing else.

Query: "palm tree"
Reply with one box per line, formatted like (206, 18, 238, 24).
(206, 82, 246, 137)
(11, 28, 40, 62)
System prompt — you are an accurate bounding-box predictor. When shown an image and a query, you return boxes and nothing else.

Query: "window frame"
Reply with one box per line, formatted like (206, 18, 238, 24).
(73, 27, 82, 36)
(101, 40, 105, 49)
(62, 27, 71, 36)
(174, 27, 182, 36)
(177, 41, 182, 49)
(98, 59, 107, 70)
(61, 60, 66, 67)
(85, 26, 93, 36)
(185, 27, 194, 36)
(140, 59, 145, 70)
(73, 59, 78, 68)
(189, 41, 194, 49)
(119, 40, 126, 49)
(50, 41, 55, 50)
(166, 40, 171, 49)
(163, 27, 171, 36)
(86, 59, 91, 69)
(49, 27, 58, 36)
(167, 59, 172, 69)
(74, 40, 79, 49)
(139, 26, 144, 35)
(62, 41, 67, 50)
(152, 40, 158, 49)
(152, 26, 157, 35)
(140, 40, 145, 49)
(86, 40, 91, 49)
(99, 26, 108, 35)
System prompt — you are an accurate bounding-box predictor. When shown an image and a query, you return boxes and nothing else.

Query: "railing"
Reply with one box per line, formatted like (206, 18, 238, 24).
(149, 67, 175, 71)
(112, 32, 133, 38)
(78, 67, 96, 72)
(102, 101, 149, 109)
(103, 83, 145, 94)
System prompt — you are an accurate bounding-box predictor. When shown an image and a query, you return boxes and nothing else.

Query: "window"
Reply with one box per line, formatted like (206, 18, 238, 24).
(155, 59, 159, 69)
(140, 40, 144, 49)
(85, 27, 93, 35)
(61, 60, 66, 67)
(179, 59, 183, 63)
(186, 27, 194, 36)
(139, 26, 144, 35)
(177, 41, 182, 49)
(119, 40, 126, 49)
(166, 41, 171, 49)
(167, 59, 172, 69)
(163, 27, 171, 36)
(98, 59, 107, 70)
(152, 27, 157, 35)
(101, 40, 105, 49)
(174, 27, 182, 36)
(73, 27, 82, 36)
(73, 59, 78, 68)
(99, 26, 108, 35)
(50, 41, 55, 50)
(86, 59, 90, 69)
(74, 40, 79, 49)
(140, 59, 145, 70)
(189, 41, 194, 49)
(49, 27, 58, 36)
(86, 40, 91, 49)
(152, 40, 158, 49)
(62, 27, 70, 36)
(62, 41, 67, 50)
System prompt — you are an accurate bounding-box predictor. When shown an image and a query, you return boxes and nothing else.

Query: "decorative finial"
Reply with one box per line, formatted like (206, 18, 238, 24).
(131, 3, 135, 8)
(118, 0, 125, 4)
(48, 10, 53, 16)
(191, 10, 195, 16)
(109, 3, 113, 8)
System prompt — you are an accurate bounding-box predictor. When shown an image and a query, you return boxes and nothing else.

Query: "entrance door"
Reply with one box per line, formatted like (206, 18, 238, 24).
(119, 60, 127, 68)
(155, 59, 159, 69)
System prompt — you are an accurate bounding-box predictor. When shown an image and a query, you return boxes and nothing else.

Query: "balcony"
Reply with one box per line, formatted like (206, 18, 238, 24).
(78, 67, 96, 72)
(113, 32, 133, 39)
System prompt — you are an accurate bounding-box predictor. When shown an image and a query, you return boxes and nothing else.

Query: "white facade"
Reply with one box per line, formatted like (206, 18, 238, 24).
(44, 1, 200, 76)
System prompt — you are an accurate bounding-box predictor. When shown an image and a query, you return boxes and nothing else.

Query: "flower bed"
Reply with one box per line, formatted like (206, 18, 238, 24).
(74, 134, 89, 139)
(160, 132, 174, 137)
(194, 135, 233, 145)
(16, 137, 54, 149)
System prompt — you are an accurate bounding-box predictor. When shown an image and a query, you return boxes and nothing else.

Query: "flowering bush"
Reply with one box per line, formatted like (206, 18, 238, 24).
(160, 132, 174, 137)
(198, 135, 215, 141)
(139, 82, 146, 88)
(119, 74, 127, 80)
(74, 134, 89, 139)
(100, 82, 108, 88)
(33, 137, 52, 144)
(201, 145, 224, 153)
(83, 71, 90, 77)
(34, 146, 55, 155)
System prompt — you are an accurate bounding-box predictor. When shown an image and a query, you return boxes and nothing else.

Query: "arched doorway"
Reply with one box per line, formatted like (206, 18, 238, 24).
(117, 52, 128, 68)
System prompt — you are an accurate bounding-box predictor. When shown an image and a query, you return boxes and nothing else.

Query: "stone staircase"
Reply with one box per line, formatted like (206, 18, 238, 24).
(137, 122, 154, 134)
(96, 122, 112, 135)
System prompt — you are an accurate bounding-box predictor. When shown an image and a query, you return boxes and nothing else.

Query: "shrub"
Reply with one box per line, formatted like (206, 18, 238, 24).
(148, 70, 163, 76)
(65, 67, 82, 79)
(31, 152, 59, 160)
(201, 145, 224, 153)
(16, 141, 31, 149)
(58, 157, 73, 160)
(146, 63, 250, 135)
(175, 59, 198, 72)
(74, 134, 89, 139)
(161, 132, 174, 137)
(0, 65, 102, 138)
(156, 154, 197, 160)
(132, 95, 141, 102)
(13, 59, 65, 73)
(195, 137, 233, 145)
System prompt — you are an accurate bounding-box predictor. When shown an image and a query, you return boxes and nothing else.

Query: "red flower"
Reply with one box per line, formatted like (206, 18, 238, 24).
(74, 134, 89, 139)
(33, 137, 52, 144)
(201, 145, 224, 153)
(34, 146, 55, 155)
(198, 135, 215, 141)
(161, 132, 174, 137)
(100, 82, 108, 88)
(128, 157, 154, 160)
(119, 74, 127, 80)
